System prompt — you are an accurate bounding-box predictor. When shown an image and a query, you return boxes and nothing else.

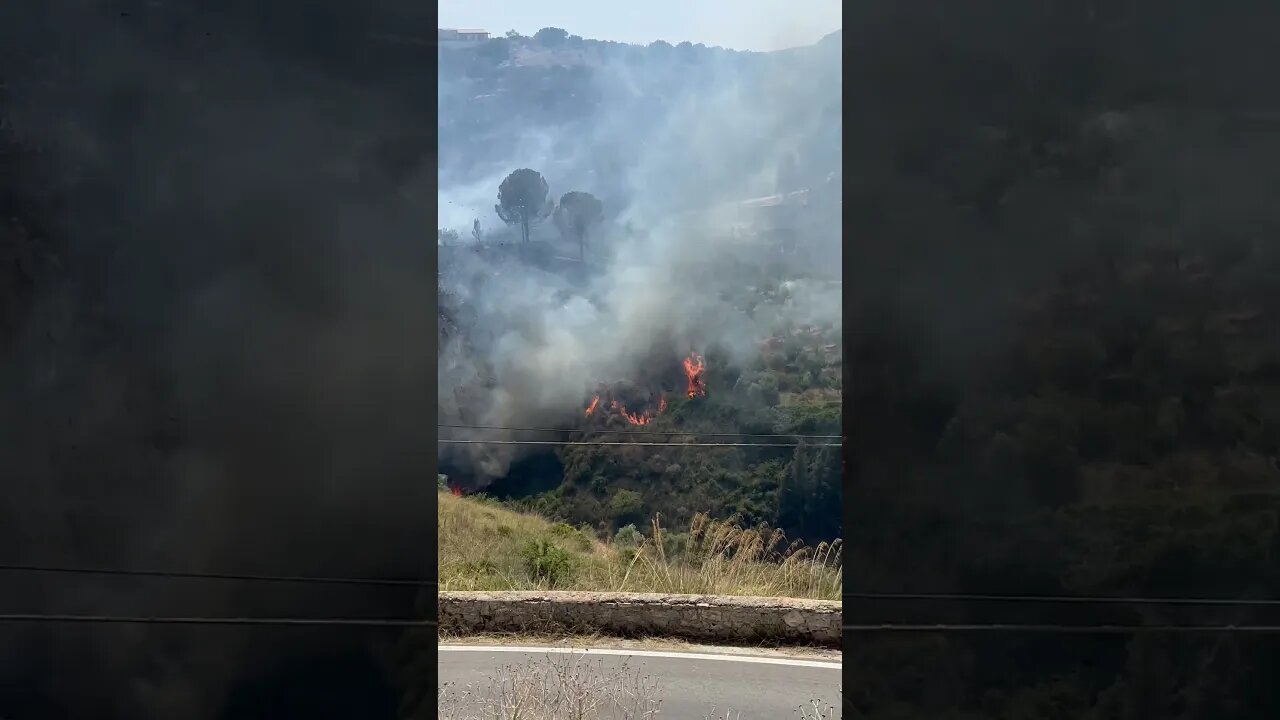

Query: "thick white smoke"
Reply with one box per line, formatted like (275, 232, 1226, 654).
(438, 29, 842, 483)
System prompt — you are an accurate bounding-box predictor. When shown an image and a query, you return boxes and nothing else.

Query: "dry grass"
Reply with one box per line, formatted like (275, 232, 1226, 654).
(702, 700, 839, 720)
(437, 651, 839, 720)
(438, 491, 841, 601)
(438, 652, 663, 720)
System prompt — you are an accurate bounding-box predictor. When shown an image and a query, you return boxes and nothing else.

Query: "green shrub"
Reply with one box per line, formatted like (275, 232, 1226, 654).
(660, 530, 691, 561)
(520, 539, 574, 587)
(613, 523, 644, 551)
(550, 521, 592, 551)
(470, 493, 500, 506)
(609, 489, 644, 523)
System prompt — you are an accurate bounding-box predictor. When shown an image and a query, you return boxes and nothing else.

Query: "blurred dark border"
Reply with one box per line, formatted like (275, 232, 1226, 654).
(0, 1, 439, 717)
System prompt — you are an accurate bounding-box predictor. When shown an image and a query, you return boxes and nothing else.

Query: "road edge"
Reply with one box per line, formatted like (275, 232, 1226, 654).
(439, 590, 842, 648)
(438, 644, 842, 669)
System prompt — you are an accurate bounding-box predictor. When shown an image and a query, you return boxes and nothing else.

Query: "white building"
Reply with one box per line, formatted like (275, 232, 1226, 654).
(438, 28, 490, 47)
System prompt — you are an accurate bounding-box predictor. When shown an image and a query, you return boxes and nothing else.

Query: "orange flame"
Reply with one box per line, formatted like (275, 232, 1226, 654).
(683, 352, 707, 399)
(614, 399, 655, 426)
(585, 392, 666, 426)
(579, 350, 705, 426)
(449, 485, 463, 497)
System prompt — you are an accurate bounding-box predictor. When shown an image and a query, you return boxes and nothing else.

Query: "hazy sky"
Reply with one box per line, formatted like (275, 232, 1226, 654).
(437, 0, 841, 52)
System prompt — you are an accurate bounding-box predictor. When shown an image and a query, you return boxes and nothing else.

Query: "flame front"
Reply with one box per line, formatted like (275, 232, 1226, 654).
(612, 399, 657, 426)
(683, 352, 707, 399)
(585, 393, 664, 426)
(583, 352, 702, 426)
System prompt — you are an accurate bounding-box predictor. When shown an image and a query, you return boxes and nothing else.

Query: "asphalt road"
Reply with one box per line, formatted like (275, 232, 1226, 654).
(439, 645, 842, 718)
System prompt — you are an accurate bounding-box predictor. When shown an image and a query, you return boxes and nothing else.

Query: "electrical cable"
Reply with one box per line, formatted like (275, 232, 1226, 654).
(0, 614, 434, 627)
(438, 439, 841, 447)
(1, 615, 1278, 634)
(3, 564, 1274, 610)
(0, 563, 435, 588)
(843, 624, 1280, 634)
(438, 423, 842, 440)
(845, 590, 1280, 607)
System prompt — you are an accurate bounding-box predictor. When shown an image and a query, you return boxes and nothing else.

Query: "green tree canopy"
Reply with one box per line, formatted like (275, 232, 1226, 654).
(609, 489, 644, 525)
(553, 190, 604, 261)
(534, 27, 569, 47)
(494, 168, 553, 243)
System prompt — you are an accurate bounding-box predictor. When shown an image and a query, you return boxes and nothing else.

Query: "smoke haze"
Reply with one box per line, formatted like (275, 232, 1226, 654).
(438, 28, 843, 484)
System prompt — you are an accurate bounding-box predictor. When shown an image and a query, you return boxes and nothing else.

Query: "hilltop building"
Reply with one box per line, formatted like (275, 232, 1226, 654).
(438, 28, 490, 46)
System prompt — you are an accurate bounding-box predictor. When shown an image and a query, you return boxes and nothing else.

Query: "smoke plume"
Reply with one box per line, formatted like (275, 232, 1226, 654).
(438, 26, 843, 485)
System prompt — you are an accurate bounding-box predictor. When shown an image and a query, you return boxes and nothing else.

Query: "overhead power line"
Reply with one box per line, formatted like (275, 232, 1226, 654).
(2, 565, 1272, 609)
(438, 439, 841, 448)
(0, 614, 434, 627)
(0, 615, 1278, 633)
(0, 563, 435, 588)
(844, 624, 1280, 634)
(846, 590, 1280, 607)
(438, 423, 842, 440)
(6, 563, 1279, 611)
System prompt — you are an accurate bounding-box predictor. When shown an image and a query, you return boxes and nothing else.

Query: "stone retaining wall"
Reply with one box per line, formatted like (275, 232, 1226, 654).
(439, 591, 841, 647)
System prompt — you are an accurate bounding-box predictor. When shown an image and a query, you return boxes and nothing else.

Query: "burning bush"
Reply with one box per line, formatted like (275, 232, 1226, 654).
(582, 352, 706, 426)
(683, 351, 707, 398)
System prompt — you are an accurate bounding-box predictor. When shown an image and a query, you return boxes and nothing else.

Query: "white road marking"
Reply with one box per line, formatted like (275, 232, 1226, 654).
(438, 645, 841, 669)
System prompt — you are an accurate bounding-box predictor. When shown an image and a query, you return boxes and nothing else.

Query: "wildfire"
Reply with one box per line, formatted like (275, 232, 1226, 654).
(612, 399, 658, 426)
(683, 352, 707, 399)
(581, 351, 704, 426)
(584, 393, 665, 426)
(449, 485, 463, 497)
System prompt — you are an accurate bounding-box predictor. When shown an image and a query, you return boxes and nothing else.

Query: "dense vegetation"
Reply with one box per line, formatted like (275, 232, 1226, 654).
(845, 1, 1280, 717)
(474, 318, 843, 544)
(441, 280, 843, 545)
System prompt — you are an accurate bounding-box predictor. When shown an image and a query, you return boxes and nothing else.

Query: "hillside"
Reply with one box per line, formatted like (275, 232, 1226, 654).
(438, 489, 840, 601)
(437, 26, 843, 545)
(437, 28, 841, 230)
(441, 303, 842, 543)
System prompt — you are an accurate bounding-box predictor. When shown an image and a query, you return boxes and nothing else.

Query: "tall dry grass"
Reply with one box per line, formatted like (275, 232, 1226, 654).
(438, 492, 841, 601)
(615, 512, 842, 600)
